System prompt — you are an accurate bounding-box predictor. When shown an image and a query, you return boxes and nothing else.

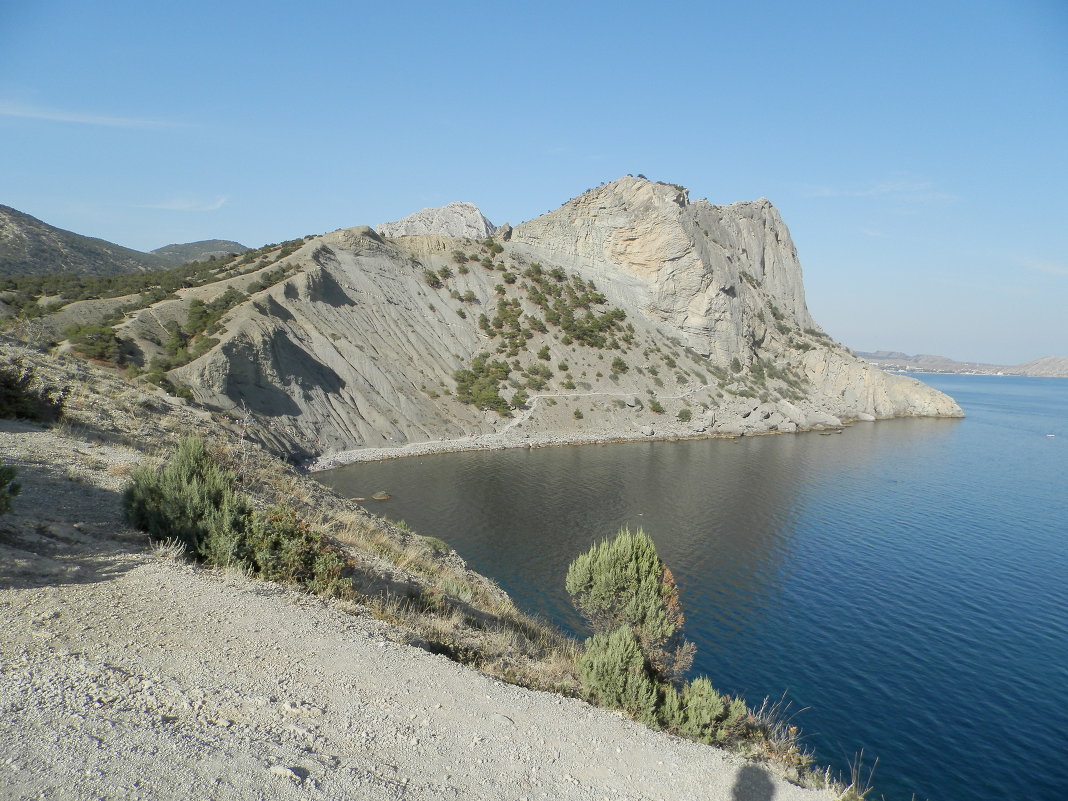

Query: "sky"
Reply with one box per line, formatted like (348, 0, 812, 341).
(1, 1, 1065, 364)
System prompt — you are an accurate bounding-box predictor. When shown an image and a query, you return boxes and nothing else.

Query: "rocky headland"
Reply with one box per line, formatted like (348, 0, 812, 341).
(15, 175, 954, 465)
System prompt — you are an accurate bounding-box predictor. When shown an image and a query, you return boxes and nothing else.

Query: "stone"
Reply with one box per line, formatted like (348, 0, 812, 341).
(269, 765, 301, 781)
(377, 202, 495, 239)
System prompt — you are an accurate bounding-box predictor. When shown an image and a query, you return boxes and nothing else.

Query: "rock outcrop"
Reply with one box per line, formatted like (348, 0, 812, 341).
(99, 177, 960, 460)
(377, 201, 496, 239)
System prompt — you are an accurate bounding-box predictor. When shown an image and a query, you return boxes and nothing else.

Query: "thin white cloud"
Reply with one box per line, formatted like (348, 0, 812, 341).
(861, 227, 887, 238)
(803, 178, 957, 203)
(1023, 259, 1068, 277)
(140, 196, 228, 212)
(0, 100, 169, 128)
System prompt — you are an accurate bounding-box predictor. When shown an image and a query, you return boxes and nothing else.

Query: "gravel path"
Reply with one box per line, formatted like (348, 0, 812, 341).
(1, 418, 837, 801)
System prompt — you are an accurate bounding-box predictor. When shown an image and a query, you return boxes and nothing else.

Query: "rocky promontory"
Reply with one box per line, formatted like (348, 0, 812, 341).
(5, 177, 962, 464)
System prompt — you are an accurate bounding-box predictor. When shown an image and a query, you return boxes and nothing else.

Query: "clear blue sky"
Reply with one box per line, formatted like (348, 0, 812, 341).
(2, 0, 1065, 364)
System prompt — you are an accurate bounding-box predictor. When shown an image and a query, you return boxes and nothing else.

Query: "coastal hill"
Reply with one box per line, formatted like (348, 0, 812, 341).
(858, 351, 1068, 378)
(0, 203, 246, 276)
(2, 176, 961, 462)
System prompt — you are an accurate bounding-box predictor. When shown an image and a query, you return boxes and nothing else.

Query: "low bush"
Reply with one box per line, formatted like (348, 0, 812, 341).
(123, 437, 352, 598)
(577, 625, 659, 725)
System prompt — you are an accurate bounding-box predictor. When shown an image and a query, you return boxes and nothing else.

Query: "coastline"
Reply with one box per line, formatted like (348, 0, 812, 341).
(307, 423, 842, 472)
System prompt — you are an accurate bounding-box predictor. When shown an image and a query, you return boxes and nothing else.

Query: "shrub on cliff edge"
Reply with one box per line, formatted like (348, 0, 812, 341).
(565, 527, 694, 682)
(123, 436, 351, 598)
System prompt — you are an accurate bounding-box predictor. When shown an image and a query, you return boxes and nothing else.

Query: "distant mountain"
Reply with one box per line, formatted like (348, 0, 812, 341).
(0, 204, 246, 277)
(856, 351, 1068, 378)
(150, 239, 248, 265)
(1014, 356, 1068, 377)
(0, 204, 173, 276)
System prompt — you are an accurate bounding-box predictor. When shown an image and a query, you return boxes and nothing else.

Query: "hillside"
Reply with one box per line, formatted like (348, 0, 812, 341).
(150, 239, 249, 265)
(0, 204, 246, 277)
(0, 204, 171, 276)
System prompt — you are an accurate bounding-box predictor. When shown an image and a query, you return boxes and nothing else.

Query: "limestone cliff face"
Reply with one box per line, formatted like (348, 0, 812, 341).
(509, 177, 813, 362)
(508, 177, 958, 421)
(377, 201, 495, 239)
(154, 178, 959, 459)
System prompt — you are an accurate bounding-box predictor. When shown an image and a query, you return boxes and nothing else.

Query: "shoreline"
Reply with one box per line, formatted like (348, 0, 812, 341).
(306, 423, 846, 472)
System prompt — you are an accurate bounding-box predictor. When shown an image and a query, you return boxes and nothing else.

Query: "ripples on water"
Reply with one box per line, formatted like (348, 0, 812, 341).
(317, 375, 1068, 801)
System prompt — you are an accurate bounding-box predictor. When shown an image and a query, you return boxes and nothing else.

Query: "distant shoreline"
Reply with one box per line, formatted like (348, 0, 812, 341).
(309, 428, 734, 471)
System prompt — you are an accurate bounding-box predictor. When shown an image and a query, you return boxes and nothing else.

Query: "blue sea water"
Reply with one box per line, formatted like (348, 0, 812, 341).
(317, 375, 1068, 800)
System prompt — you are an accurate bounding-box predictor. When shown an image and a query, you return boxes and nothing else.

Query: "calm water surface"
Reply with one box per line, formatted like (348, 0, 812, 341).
(318, 375, 1068, 801)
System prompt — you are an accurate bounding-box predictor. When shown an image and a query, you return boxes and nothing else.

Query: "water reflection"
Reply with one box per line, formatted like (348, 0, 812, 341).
(316, 423, 955, 644)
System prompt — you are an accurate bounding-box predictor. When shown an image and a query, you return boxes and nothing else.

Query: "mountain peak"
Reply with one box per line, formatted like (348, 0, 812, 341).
(376, 201, 495, 239)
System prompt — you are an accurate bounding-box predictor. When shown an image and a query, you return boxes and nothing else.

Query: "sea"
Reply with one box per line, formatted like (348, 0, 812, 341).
(316, 374, 1068, 801)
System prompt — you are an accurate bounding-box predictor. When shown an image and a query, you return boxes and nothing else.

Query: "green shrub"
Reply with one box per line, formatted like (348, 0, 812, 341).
(576, 625, 659, 725)
(64, 323, 123, 362)
(123, 437, 248, 559)
(611, 356, 628, 374)
(677, 408, 692, 422)
(0, 463, 19, 515)
(453, 353, 511, 415)
(573, 408, 583, 419)
(649, 399, 665, 414)
(566, 527, 693, 682)
(123, 437, 352, 598)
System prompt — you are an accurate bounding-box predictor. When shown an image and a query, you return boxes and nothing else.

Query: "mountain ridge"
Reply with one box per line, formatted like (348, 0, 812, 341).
(0, 203, 246, 276)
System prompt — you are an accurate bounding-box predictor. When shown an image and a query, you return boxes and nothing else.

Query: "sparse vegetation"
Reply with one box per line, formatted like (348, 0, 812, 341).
(453, 353, 511, 415)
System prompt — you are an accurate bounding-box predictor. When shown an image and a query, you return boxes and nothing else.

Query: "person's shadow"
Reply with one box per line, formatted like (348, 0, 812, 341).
(731, 763, 776, 801)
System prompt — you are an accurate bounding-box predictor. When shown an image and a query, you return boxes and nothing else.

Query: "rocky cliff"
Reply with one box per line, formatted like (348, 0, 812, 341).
(55, 177, 959, 460)
(377, 201, 496, 239)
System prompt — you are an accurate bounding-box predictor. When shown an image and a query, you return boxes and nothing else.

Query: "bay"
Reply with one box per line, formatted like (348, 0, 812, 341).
(316, 374, 1068, 801)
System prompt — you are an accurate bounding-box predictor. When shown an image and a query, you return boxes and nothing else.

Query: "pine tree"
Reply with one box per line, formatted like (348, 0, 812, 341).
(565, 527, 694, 682)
